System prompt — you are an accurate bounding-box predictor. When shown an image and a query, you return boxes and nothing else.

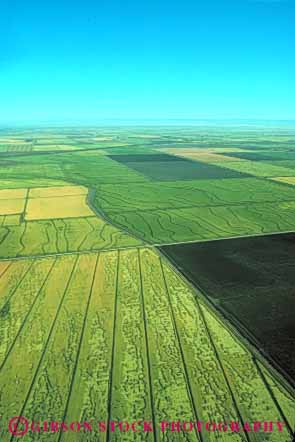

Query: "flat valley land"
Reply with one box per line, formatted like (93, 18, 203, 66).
(0, 125, 294, 442)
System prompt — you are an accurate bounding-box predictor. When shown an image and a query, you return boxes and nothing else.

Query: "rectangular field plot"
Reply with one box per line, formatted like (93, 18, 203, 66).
(23, 184, 92, 220)
(0, 248, 293, 442)
(0, 163, 66, 181)
(0, 188, 27, 199)
(0, 198, 25, 215)
(162, 149, 245, 163)
(109, 154, 250, 181)
(222, 150, 295, 162)
(109, 200, 295, 244)
(33, 144, 82, 151)
(95, 177, 295, 212)
(0, 179, 72, 189)
(25, 195, 93, 220)
(29, 185, 88, 198)
(159, 233, 295, 384)
(2, 214, 21, 226)
(213, 160, 295, 177)
(108, 153, 182, 162)
(0, 217, 142, 258)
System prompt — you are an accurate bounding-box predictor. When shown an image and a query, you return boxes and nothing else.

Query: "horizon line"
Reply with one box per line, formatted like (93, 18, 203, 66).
(1, 117, 295, 129)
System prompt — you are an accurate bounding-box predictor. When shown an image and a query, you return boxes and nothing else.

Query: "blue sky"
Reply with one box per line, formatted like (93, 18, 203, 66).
(0, 0, 294, 123)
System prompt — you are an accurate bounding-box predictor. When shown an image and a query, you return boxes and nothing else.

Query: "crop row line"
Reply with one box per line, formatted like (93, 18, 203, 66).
(1, 228, 295, 264)
(157, 248, 295, 422)
(9, 255, 79, 442)
(0, 259, 35, 321)
(159, 257, 203, 442)
(57, 254, 100, 442)
(253, 357, 294, 435)
(137, 250, 157, 442)
(0, 244, 149, 263)
(104, 196, 295, 214)
(0, 257, 57, 372)
(195, 296, 252, 442)
(105, 250, 120, 442)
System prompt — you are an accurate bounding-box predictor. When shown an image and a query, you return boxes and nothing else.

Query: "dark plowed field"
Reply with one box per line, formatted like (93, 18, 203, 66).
(159, 232, 295, 385)
(108, 153, 183, 162)
(109, 154, 251, 181)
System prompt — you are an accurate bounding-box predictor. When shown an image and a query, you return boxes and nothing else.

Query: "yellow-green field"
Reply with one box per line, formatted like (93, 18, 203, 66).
(271, 176, 295, 186)
(26, 195, 94, 220)
(0, 248, 293, 442)
(29, 185, 88, 198)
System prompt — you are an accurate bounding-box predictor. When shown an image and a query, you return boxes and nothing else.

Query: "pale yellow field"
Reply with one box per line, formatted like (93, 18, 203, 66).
(0, 188, 27, 200)
(33, 145, 81, 151)
(29, 185, 88, 198)
(0, 138, 28, 144)
(183, 152, 243, 162)
(93, 137, 113, 141)
(0, 199, 25, 215)
(163, 147, 249, 154)
(25, 195, 94, 220)
(271, 176, 295, 186)
(136, 134, 161, 138)
(162, 148, 244, 163)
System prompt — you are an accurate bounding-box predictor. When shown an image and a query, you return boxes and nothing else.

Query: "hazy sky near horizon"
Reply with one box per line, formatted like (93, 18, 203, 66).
(0, 0, 294, 122)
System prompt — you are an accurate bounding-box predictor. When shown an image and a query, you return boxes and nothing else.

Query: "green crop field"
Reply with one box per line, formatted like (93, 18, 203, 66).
(0, 249, 293, 442)
(0, 126, 294, 441)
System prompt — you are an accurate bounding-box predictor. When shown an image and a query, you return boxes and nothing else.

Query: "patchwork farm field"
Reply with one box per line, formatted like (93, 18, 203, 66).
(109, 153, 250, 181)
(0, 126, 294, 441)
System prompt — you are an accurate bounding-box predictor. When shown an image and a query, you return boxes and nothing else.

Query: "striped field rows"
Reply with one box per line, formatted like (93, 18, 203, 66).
(0, 248, 293, 442)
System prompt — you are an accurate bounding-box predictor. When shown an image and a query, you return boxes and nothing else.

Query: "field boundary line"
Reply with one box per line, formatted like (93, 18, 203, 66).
(157, 247, 295, 396)
(194, 296, 251, 442)
(0, 259, 35, 315)
(159, 257, 203, 442)
(0, 260, 13, 279)
(253, 357, 294, 436)
(105, 197, 295, 214)
(106, 250, 120, 442)
(0, 244, 149, 262)
(1, 229, 295, 263)
(20, 188, 30, 223)
(154, 229, 295, 247)
(138, 249, 157, 442)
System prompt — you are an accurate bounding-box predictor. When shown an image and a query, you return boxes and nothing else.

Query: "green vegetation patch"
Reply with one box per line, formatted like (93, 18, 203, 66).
(222, 150, 295, 162)
(108, 153, 182, 162)
(110, 154, 250, 181)
(0, 216, 141, 259)
(0, 248, 292, 441)
(0, 152, 149, 187)
(0, 179, 71, 189)
(95, 177, 295, 213)
(213, 160, 295, 177)
(109, 201, 295, 243)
